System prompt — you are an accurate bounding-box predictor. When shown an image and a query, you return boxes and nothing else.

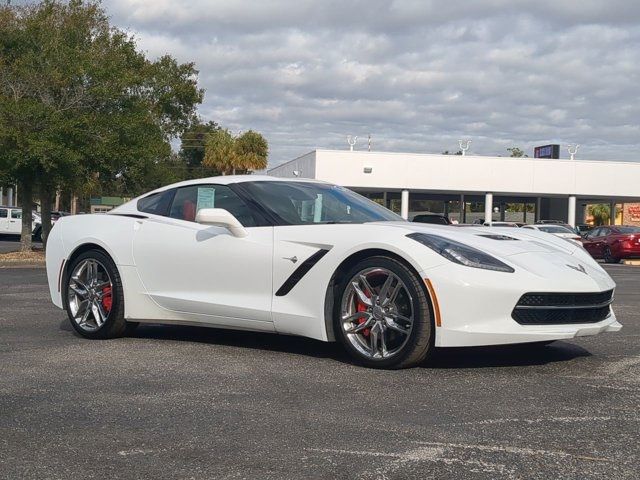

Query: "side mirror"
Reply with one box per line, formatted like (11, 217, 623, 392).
(195, 208, 248, 238)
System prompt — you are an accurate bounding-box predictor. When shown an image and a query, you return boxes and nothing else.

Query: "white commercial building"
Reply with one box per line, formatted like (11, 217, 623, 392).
(268, 149, 640, 226)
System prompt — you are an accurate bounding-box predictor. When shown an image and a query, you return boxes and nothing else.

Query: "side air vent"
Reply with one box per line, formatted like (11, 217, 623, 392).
(275, 249, 330, 296)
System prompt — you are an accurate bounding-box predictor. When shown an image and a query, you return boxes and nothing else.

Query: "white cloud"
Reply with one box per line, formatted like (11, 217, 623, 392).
(105, 0, 640, 164)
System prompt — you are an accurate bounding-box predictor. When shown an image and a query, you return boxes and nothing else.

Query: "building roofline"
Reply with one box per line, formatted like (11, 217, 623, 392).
(308, 149, 639, 166)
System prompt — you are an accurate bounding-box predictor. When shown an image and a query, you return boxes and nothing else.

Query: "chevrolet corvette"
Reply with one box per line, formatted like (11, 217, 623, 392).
(46, 176, 621, 368)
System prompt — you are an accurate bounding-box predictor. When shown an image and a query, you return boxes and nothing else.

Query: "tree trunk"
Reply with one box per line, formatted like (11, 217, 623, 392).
(19, 180, 33, 252)
(39, 183, 53, 250)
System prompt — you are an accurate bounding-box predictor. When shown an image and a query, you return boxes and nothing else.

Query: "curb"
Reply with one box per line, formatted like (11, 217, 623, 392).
(622, 260, 640, 266)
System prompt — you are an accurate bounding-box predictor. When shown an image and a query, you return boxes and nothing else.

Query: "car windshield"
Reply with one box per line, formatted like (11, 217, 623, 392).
(241, 181, 402, 225)
(538, 225, 574, 234)
(616, 226, 640, 234)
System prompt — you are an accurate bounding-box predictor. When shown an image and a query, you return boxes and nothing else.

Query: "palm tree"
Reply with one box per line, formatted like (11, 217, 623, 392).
(203, 129, 268, 175)
(588, 204, 611, 225)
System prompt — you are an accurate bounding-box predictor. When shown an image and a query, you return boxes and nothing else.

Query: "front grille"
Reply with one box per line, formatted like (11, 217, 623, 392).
(512, 290, 613, 325)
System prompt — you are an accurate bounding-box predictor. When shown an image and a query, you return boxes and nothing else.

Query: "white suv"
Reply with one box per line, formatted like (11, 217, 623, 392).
(0, 207, 40, 235)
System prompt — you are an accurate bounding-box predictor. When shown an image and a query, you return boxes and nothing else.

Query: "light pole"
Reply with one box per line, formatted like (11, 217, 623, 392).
(347, 135, 357, 151)
(567, 144, 580, 160)
(458, 139, 471, 156)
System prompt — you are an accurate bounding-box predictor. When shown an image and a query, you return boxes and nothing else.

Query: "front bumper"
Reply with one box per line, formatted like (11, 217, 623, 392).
(423, 255, 621, 347)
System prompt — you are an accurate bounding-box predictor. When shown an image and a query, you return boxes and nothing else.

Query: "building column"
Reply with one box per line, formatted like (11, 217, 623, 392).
(568, 195, 576, 227)
(535, 197, 541, 222)
(484, 192, 493, 225)
(610, 201, 616, 225)
(459, 194, 465, 223)
(400, 189, 409, 220)
(7, 187, 13, 207)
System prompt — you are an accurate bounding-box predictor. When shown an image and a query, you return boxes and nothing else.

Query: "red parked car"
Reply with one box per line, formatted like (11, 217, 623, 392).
(582, 225, 640, 263)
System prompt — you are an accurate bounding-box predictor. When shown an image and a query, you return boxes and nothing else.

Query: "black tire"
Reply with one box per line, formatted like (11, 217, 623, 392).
(603, 246, 619, 264)
(334, 256, 434, 369)
(63, 249, 131, 339)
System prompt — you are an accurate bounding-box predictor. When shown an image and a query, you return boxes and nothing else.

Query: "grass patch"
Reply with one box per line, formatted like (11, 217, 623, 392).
(0, 250, 45, 263)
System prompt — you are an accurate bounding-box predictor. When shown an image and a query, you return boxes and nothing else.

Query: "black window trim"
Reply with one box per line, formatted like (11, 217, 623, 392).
(230, 182, 285, 227)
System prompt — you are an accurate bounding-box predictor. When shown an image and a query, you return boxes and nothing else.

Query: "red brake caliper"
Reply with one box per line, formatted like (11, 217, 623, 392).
(101, 286, 112, 313)
(356, 290, 371, 337)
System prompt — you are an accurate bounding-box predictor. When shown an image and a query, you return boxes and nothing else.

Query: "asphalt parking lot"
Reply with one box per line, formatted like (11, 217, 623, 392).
(1, 265, 638, 479)
(0, 236, 42, 253)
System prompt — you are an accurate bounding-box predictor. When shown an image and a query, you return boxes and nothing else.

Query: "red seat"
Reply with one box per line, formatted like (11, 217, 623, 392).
(183, 200, 196, 222)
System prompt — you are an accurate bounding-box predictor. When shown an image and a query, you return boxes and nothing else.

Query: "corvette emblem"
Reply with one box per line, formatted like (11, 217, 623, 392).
(567, 264, 587, 274)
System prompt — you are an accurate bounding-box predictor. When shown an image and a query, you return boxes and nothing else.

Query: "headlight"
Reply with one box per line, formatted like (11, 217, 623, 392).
(407, 232, 515, 273)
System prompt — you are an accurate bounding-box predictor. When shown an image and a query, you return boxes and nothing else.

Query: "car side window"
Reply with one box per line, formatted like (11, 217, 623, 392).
(137, 189, 175, 216)
(168, 184, 257, 227)
(0, 208, 7, 218)
(599, 228, 610, 237)
(11, 210, 21, 219)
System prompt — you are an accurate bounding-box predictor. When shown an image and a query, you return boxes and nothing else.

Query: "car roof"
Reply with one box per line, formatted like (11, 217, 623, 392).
(146, 175, 328, 194)
(111, 175, 333, 213)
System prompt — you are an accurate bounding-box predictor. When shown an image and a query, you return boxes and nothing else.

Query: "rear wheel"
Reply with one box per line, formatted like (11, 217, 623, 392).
(64, 249, 135, 339)
(603, 246, 619, 264)
(334, 256, 434, 369)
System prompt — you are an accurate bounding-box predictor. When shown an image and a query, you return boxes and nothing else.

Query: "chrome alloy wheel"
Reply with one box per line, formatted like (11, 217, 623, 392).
(340, 267, 414, 360)
(67, 259, 113, 332)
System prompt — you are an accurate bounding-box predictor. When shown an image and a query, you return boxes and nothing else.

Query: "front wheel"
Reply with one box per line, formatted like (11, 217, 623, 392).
(64, 249, 134, 339)
(334, 256, 434, 369)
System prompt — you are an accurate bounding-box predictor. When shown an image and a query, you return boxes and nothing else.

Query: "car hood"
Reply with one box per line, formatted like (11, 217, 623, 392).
(370, 222, 612, 290)
(374, 222, 579, 257)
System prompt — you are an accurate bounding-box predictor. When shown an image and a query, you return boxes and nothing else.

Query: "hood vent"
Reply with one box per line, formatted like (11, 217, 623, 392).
(477, 234, 519, 241)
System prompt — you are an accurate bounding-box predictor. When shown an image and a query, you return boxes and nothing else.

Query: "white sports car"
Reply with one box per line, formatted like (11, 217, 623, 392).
(45, 176, 621, 368)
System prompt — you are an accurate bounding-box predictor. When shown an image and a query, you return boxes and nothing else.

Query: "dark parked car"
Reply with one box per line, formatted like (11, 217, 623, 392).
(582, 225, 640, 263)
(535, 220, 565, 225)
(51, 211, 71, 221)
(576, 224, 594, 235)
(412, 213, 451, 225)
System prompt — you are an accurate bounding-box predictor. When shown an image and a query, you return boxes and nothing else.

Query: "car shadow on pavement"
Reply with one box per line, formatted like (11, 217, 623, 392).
(129, 323, 351, 361)
(58, 320, 591, 368)
(426, 341, 591, 369)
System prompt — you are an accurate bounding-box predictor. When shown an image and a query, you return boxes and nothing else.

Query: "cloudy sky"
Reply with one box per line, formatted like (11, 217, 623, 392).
(103, 0, 640, 165)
